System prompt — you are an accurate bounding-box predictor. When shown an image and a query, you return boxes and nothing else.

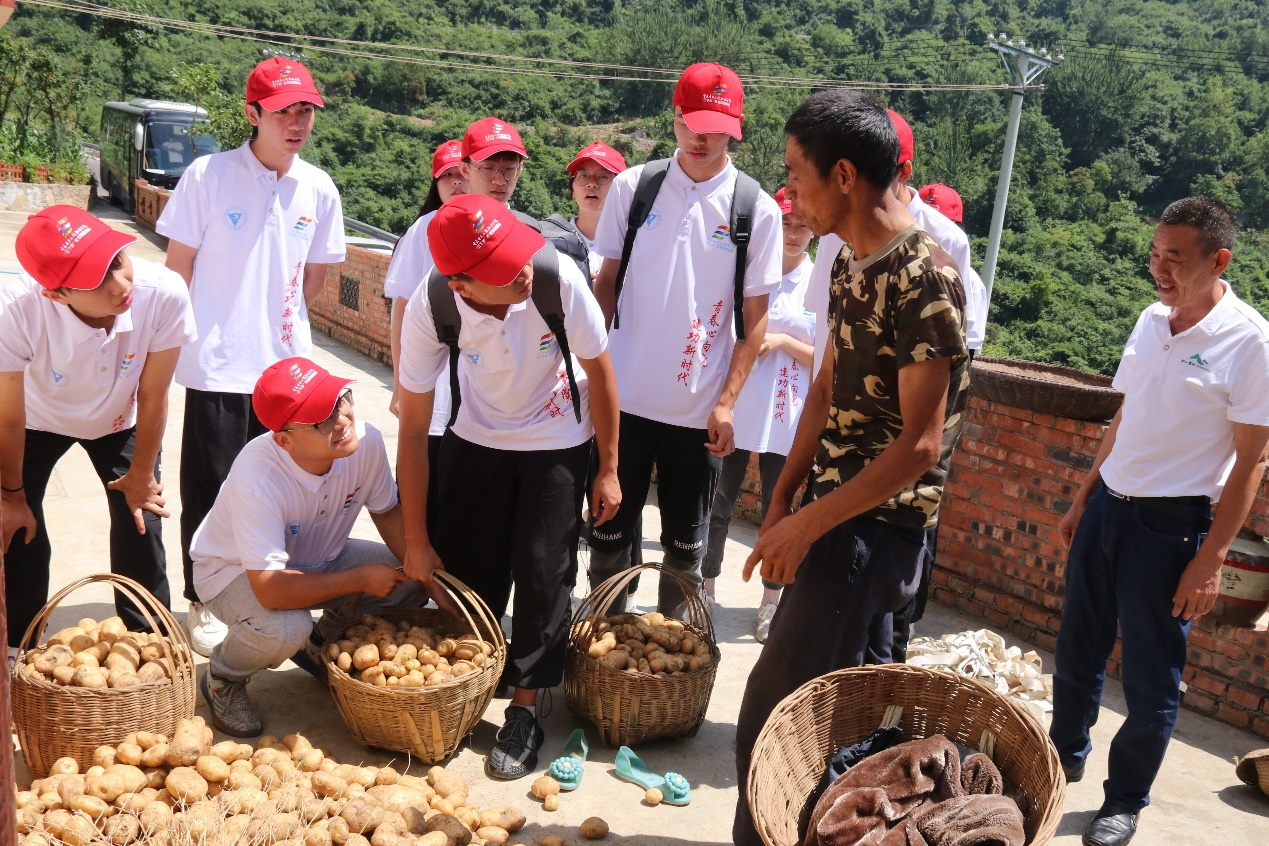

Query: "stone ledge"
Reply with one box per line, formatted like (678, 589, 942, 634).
(0, 182, 92, 211)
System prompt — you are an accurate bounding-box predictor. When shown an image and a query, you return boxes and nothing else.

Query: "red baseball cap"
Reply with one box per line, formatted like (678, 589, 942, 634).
(919, 183, 964, 224)
(16, 206, 136, 292)
(462, 117, 529, 162)
(432, 139, 463, 178)
(774, 187, 792, 216)
(428, 194, 546, 287)
(567, 142, 627, 176)
(246, 57, 325, 111)
(252, 357, 353, 433)
(887, 109, 914, 166)
(673, 63, 744, 140)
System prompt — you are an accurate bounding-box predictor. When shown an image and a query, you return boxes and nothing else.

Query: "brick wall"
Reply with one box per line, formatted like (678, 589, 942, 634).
(310, 246, 394, 366)
(134, 180, 170, 232)
(937, 396, 1269, 738)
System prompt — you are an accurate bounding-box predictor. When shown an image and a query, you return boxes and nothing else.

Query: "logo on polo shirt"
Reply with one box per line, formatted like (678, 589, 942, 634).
(119, 353, 136, 375)
(1182, 352, 1211, 372)
(644, 209, 662, 230)
(290, 216, 315, 242)
(538, 332, 557, 358)
(223, 206, 247, 231)
(51, 366, 67, 385)
(288, 523, 300, 536)
(465, 350, 481, 365)
(709, 224, 735, 252)
(342, 486, 362, 510)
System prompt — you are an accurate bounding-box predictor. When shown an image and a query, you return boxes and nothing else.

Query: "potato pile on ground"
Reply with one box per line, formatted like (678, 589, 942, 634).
(327, 615, 495, 689)
(18, 617, 178, 689)
(578, 612, 714, 676)
(14, 719, 545, 846)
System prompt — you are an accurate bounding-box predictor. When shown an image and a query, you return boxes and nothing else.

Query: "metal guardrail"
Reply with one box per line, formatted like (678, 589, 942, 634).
(344, 216, 398, 245)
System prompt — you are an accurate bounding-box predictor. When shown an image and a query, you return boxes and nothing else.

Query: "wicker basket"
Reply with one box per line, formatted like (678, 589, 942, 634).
(970, 356, 1123, 422)
(10, 574, 197, 779)
(748, 664, 1064, 846)
(563, 563, 720, 747)
(322, 570, 506, 762)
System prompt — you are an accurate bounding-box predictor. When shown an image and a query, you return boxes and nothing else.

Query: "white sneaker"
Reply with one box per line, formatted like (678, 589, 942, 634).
(755, 602, 778, 643)
(622, 592, 640, 615)
(186, 602, 228, 657)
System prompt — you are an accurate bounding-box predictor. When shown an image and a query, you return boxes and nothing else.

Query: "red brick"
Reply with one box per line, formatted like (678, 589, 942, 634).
(1192, 671, 1229, 697)
(1182, 689, 1220, 716)
(1217, 704, 1252, 729)
(1227, 684, 1266, 712)
(1254, 717, 1269, 739)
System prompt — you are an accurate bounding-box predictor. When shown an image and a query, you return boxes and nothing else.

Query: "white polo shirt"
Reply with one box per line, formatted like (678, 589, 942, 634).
(190, 420, 398, 602)
(907, 193, 985, 350)
(398, 253, 607, 452)
(1101, 282, 1269, 500)
(733, 256, 816, 455)
(809, 234, 847, 380)
(157, 143, 346, 394)
(383, 211, 450, 436)
(594, 155, 782, 427)
(0, 258, 197, 441)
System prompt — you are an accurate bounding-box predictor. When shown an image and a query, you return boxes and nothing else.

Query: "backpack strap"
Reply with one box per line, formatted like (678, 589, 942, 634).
(613, 158, 672, 329)
(427, 268, 463, 428)
(529, 244, 583, 424)
(729, 171, 761, 341)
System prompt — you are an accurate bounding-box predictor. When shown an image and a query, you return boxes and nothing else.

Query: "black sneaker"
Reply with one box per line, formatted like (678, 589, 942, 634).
(290, 631, 328, 684)
(200, 670, 262, 738)
(486, 705, 544, 780)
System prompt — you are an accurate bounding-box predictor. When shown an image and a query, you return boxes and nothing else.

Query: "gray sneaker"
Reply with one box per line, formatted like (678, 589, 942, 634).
(200, 670, 262, 737)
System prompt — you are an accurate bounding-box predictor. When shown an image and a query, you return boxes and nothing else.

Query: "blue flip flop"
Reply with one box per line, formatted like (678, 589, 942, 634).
(548, 728, 589, 790)
(613, 746, 692, 806)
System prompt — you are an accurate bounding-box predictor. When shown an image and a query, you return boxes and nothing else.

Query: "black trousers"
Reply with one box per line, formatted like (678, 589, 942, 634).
(5, 427, 169, 647)
(431, 431, 589, 691)
(179, 389, 267, 602)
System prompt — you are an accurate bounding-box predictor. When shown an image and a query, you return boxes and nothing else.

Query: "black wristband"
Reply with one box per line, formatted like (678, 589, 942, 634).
(1, 483, 23, 493)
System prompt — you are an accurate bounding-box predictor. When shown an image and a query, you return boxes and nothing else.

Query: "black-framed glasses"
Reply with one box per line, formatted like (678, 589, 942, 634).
(573, 170, 614, 185)
(474, 162, 522, 183)
(286, 391, 353, 437)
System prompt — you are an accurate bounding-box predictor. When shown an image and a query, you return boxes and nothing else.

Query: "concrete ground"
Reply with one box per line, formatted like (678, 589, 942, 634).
(2, 206, 1268, 844)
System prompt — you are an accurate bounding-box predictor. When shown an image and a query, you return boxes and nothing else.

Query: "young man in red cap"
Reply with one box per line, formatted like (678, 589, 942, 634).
(589, 62, 782, 618)
(190, 357, 454, 737)
(0, 206, 196, 649)
(157, 56, 347, 657)
(396, 194, 620, 779)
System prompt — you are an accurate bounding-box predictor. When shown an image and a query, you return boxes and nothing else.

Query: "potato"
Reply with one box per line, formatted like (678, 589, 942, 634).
(140, 742, 169, 769)
(645, 787, 664, 806)
(195, 754, 231, 783)
(297, 748, 326, 772)
(70, 650, 99, 669)
(312, 771, 348, 798)
(579, 817, 609, 839)
(56, 774, 86, 805)
(85, 773, 126, 802)
(72, 664, 109, 689)
(115, 742, 143, 766)
(353, 644, 381, 670)
(97, 617, 128, 641)
(476, 827, 509, 845)
(139, 801, 173, 831)
(49, 757, 79, 775)
(329, 815, 352, 845)
(478, 807, 525, 833)
(69, 793, 111, 819)
(136, 661, 170, 684)
(531, 775, 560, 800)
(340, 797, 384, 834)
(417, 834, 449, 846)
(543, 793, 560, 812)
(59, 815, 97, 846)
(219, 786, 267, 815)
(48, 627, 85, 647)
(51, 664, 77, 684)
(105, 764, 147, 794)
(424, 813, 472, 846)
(165, 767, 208, 803)
(165, 717, 209, 767)
(134, 731, 166, 750)
(209, 740, 243, 763)
(93, 745, 118, 768)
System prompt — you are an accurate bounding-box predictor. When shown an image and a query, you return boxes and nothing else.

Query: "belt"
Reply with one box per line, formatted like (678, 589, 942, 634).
(1103, 483, 1210, 511)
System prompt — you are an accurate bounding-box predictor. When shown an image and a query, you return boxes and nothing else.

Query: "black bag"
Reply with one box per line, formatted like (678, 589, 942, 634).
(612, 158, 762, 339)
(515, 210, 592, 287)
(427, 242, 582, 426)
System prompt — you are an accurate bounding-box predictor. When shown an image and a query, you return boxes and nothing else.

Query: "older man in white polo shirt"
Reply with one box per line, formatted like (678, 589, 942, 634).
(1050, 198, 1269, 846)
(397, 194, 619, 779)
(0, 206, 195, 650)
(158, 56, 346, 656)
(191, 357, 451, 738)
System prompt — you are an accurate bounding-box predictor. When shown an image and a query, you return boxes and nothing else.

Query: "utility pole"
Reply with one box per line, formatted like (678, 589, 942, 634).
(980, 34, 1061, 307)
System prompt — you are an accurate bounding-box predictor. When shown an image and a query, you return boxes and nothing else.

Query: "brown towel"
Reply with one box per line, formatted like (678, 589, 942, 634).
(959, 753, 1004, 797)
(904, 794, 1026, 846)
(805, 737, 964, 846)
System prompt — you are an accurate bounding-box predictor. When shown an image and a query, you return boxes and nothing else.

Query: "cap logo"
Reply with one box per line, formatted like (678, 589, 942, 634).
(291, 367, 318, 395)
(279, 65, 292, 76)
(56, 217, 72, 237)
(492, 122, 503, 132)
(713, 83, 728, 94)
(471, 210, 486, 232)
(289, 363, 303, 381)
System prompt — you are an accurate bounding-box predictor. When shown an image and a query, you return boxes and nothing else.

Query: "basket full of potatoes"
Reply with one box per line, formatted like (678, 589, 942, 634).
(564, 563, 721, 747)
(10, 574, 197, 779)
(322, 571, 506, 763)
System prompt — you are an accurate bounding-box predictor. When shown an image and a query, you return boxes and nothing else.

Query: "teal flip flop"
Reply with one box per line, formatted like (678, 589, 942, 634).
(548, 728, 589, 790)
(613, 746, 692, 806)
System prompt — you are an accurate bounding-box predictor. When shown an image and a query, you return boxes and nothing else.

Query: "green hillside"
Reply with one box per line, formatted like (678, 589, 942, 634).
(5, 0, 1269, 373)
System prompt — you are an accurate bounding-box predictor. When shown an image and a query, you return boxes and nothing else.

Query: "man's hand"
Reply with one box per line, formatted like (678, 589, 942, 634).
(1172, 550, 1223, 621)
(106, 472, 169, 534)
(357, 563, 409, 598)
(1, 491, 37, 552)
(402, 542, 443, 584)
(422, 580, 465, 619)
(388, 386, 401, 419)
(590, 469, 622, 526)
(1057, 499, 1086, 549)
(743, 510, 811, 586)
(706, 403, 736, 457)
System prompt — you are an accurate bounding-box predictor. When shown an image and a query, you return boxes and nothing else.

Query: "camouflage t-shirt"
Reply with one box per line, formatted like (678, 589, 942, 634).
(812, 226, 970, 529)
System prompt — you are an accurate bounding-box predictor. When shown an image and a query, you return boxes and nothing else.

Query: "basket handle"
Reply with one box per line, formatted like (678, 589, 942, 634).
(569, 562, 717, 651)
(18, 573, 194, 679)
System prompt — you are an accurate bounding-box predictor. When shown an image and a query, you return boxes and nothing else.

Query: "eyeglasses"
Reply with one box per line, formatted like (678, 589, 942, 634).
(285, 391, 353, 437)
(473, 163, 522, 183)
(573, 170, 614, 186)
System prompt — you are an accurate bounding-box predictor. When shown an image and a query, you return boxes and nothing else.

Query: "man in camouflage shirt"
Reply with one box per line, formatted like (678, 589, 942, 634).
(732, 91, 968, 846)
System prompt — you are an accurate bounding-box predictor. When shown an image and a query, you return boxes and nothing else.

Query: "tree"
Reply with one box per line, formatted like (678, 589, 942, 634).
(94, 0, 161, 98)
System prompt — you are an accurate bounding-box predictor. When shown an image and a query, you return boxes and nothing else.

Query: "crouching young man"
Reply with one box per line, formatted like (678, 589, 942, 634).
(191, 357, 457, 737)
(396, 194, 620, 779)
(1, 206, 196, 649)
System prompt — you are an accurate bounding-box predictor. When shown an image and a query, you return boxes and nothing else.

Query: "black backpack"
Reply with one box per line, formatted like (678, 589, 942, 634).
(515, 211, 592, 288)
(613, 158, 762, 339)
(427, 242, 582, 427)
